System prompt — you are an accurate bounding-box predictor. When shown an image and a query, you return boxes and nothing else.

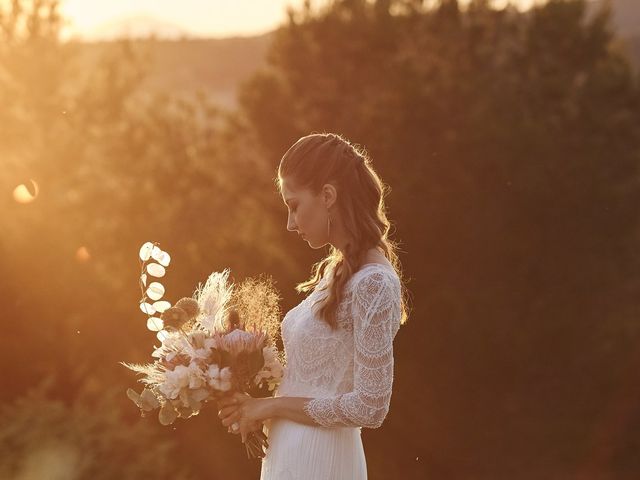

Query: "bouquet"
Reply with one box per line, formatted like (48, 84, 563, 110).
(121, 241, 284, 459)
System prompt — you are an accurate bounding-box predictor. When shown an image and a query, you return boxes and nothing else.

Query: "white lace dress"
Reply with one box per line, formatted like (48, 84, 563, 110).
(260, 263, 402, 480)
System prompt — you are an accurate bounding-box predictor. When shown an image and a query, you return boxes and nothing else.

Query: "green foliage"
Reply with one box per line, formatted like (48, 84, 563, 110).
(238, 0, 640, 477)
(0, 377, 194, 480)
(1, 3, 286, 477)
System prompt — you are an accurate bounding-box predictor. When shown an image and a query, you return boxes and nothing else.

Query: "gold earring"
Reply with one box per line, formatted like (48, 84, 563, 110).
(326, 210, 331, 239)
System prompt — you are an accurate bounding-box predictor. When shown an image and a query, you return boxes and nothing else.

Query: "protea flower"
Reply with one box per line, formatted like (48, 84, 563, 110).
(217, 329, 268, 356)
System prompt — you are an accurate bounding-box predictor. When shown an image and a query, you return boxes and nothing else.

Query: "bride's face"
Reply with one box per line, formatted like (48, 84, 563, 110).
(280, 176, 329, 249)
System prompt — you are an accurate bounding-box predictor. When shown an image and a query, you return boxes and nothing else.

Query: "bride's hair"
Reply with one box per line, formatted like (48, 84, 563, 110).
(277, 132, 409, 329)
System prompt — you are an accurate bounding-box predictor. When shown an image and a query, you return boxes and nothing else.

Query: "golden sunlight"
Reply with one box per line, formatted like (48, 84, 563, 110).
(59, 0, 322, 40)
(59, 0, 535, 40)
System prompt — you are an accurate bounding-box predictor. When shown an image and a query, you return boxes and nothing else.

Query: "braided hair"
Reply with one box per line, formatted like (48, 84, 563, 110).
(277, 132, 409, 329)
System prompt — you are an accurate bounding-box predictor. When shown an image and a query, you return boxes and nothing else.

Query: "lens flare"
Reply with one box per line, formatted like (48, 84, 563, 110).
(12, 179, 39, 203)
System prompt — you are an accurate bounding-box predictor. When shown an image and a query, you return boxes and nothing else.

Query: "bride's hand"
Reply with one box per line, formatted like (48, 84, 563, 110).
(217, 392, 271, 443)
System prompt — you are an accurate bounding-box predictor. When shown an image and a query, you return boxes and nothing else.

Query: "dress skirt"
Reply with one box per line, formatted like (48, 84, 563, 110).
(260, 418, 367, 480)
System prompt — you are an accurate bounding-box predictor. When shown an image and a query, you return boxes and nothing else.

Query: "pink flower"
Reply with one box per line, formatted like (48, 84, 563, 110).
(216, 329, 267, 356)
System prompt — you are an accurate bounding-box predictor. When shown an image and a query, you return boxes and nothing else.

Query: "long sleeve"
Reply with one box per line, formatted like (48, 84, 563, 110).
(302, 269, 401, 428)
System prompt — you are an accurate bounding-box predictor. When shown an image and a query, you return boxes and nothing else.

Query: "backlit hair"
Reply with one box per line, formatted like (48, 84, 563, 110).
(276, 132, 409, 329)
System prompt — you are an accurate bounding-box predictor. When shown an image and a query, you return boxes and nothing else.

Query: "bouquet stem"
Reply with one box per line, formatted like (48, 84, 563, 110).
(244, 430, 269, 459)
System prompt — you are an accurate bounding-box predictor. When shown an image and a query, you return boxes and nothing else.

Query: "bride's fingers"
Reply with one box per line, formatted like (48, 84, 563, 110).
(221, 409, 242, 428)
(217, 397, 238, 409)
(218, 405, 238, 420)
(239, 421, 250, 444)
(233, 391, 250, 402)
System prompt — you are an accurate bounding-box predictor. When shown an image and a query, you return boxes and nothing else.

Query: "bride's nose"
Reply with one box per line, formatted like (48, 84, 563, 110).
(287, 214, 297, 232)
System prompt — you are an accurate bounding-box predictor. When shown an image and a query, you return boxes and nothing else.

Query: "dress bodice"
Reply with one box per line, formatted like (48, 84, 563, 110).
(275, 263, 402, 429)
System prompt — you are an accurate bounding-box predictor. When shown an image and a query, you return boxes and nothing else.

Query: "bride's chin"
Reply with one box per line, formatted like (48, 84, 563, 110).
(307, 240, 329, 250)
(304, 238, 318, 249)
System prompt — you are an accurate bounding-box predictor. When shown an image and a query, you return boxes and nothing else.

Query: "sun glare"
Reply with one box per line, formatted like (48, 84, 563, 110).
(57, 0, 537, 40)
(58, 0, 322, 40)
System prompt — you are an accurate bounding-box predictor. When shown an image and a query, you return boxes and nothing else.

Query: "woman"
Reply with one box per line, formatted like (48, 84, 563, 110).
(217, 133, 409, 479)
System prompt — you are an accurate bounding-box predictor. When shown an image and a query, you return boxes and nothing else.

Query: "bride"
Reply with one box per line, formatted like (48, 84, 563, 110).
(217, 132, 409, 479)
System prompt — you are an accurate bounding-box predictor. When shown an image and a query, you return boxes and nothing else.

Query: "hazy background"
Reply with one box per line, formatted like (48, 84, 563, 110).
(1, 0, 639, 479)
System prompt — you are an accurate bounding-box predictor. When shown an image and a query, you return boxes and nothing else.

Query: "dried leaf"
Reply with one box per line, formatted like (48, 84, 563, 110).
(126, 388, 141, 406)
(177, 406, 193, 418)
(159, 402, 178, 425)
(140, 388, 160, 410)
(191, 388, 210, 403)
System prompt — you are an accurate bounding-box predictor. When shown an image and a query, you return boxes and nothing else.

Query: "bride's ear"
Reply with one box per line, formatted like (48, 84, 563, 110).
(321, 183, 337, 210)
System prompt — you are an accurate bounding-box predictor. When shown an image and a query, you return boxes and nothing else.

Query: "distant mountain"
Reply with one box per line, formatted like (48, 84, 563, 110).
(590, 0, 640, 69)
(75, 34, 272, 109)
(604, 0, 640, 36)
(72, 1, 638, 111)
(87, 14, 193, 41)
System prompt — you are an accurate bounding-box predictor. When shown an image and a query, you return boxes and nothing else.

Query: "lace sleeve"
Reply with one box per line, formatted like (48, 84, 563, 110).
(302, 269, 401, 428)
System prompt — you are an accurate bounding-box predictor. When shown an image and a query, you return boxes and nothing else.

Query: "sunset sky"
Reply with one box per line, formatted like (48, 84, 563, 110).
(59, 0, 325, 39)
(59, 0, 536, 40)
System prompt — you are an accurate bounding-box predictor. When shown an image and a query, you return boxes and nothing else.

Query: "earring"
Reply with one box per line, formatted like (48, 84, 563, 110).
(326, 209, 332, 240)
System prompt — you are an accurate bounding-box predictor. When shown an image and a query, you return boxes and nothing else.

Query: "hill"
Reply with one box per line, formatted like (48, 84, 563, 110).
(72, 1, 638, 109)
(590, 0, 640, 69)
(604, 0, 640, 36)
(75, 34, 272, 109)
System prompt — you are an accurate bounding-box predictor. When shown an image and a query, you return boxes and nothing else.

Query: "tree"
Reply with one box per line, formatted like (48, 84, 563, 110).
(237, 0, 640, 477)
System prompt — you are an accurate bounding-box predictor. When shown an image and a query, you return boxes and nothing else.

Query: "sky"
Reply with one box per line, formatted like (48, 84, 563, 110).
(59, 0, 323, 39)
(59, 0, 536, 40)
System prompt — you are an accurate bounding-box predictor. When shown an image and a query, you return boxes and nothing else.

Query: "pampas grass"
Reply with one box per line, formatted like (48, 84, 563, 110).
(231, 274, 281, 344)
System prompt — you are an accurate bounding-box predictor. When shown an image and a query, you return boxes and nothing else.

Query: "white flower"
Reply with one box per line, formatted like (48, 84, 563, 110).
(151, 331, 182, 359)
(207, 364, 232, 392)
(187, 362, 207, 389)
(220, 366, 232, 381)
(214, 378, 232, 392)
(159, 365, 190, 399)
(207, 364, 220, 380)
(253, 346, 284, 386)
(264, 346, 283, 374)
(191, 336, 218, 360)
